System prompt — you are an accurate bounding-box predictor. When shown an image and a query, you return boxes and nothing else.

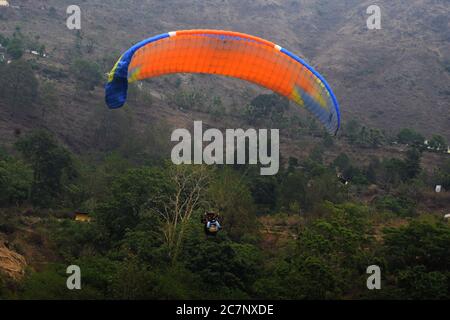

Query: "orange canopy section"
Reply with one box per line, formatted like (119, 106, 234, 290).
(106, 30, 340, 134)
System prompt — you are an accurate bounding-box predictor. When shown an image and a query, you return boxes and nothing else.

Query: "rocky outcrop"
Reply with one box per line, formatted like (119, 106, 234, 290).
(0, 241, 27, 280)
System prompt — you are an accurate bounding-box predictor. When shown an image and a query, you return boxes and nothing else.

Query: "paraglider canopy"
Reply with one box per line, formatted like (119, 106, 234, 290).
(105, 29, 341, 135)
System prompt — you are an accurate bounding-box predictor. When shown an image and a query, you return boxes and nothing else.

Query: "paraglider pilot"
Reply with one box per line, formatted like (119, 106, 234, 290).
(202, 211, 222, 236)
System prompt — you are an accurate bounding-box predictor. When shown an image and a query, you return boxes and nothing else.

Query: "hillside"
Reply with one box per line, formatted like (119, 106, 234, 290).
(1, 1, 450, 302)
(0, 0, 449, 153)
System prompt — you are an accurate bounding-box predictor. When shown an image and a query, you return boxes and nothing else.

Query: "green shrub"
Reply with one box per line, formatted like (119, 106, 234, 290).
(0, 157, 32, 206)
(70, 59, 102, 91)
(0, 60, 38, 110)
(375, 195, 415, 217)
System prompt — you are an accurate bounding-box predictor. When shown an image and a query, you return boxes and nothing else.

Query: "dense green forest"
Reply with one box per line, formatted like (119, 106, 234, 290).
(0, 26, 450, 300)
(0, 125, 449, 299)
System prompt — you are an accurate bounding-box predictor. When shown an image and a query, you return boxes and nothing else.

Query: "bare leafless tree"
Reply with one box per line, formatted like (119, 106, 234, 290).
(150, 164, 210, 262)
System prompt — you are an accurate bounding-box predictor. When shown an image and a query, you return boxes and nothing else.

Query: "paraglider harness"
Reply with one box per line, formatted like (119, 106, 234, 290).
(202, 212, 222, 236)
